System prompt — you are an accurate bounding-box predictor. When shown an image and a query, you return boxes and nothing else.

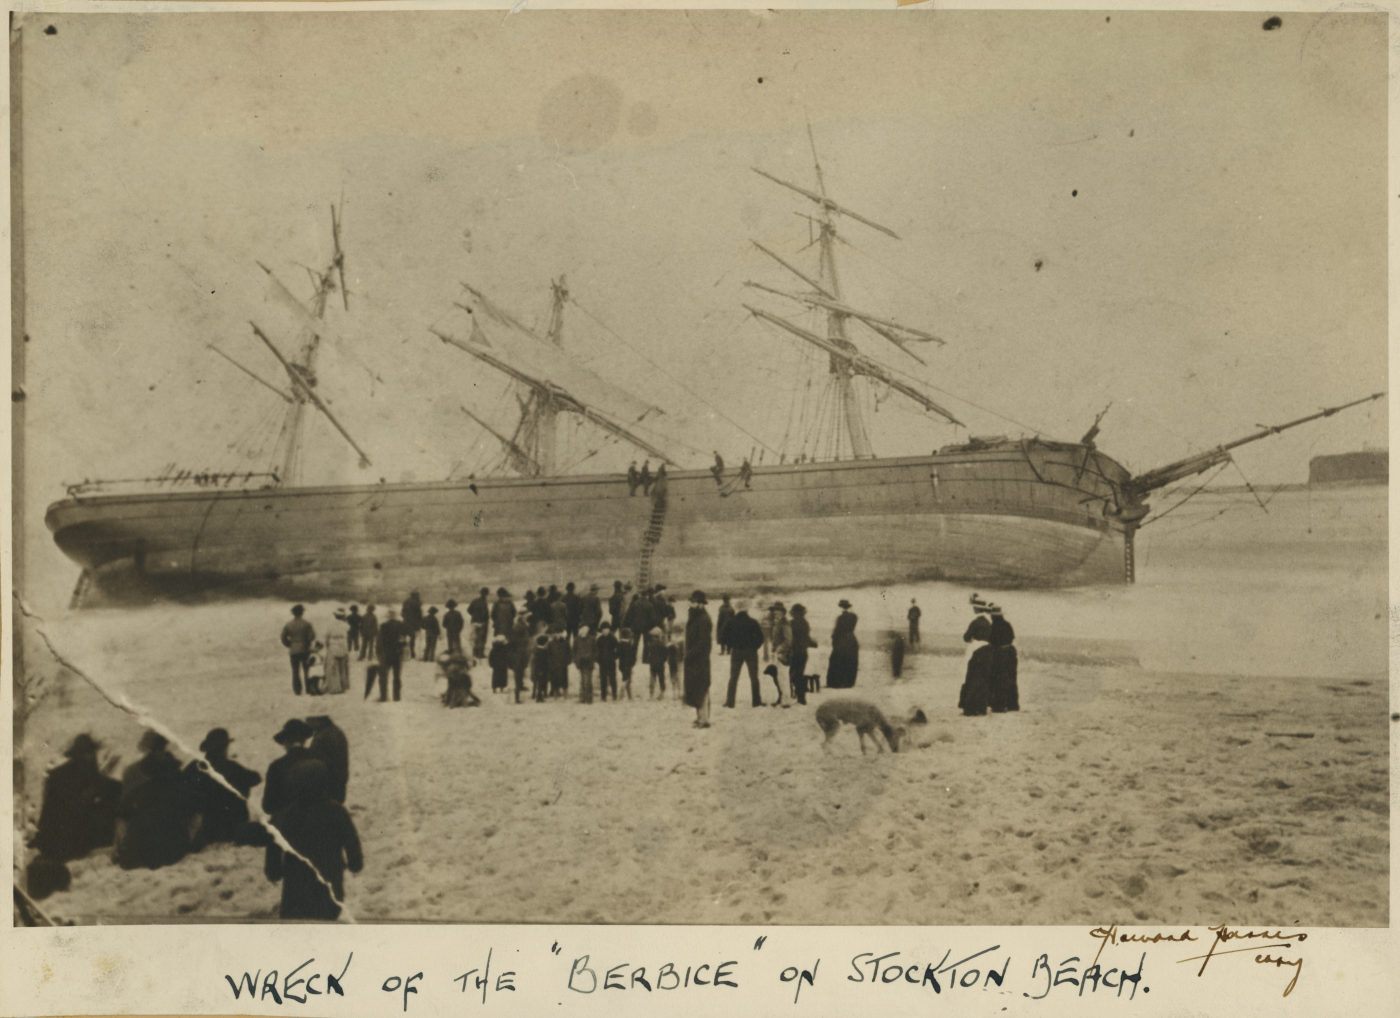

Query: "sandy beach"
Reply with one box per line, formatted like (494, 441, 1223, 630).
(14, 486, 1387, 928)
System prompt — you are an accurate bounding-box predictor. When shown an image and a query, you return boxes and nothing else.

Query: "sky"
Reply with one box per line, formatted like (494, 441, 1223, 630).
(15, 9, 1389, 596)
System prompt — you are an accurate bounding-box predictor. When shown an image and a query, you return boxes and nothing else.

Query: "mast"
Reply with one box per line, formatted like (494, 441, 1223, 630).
(460, 404, 542, 477)
(431, 326, 676, 465)
(266, 202, 346, 485)
(533, 275, 568, 474)
(751, 126, 910, 459)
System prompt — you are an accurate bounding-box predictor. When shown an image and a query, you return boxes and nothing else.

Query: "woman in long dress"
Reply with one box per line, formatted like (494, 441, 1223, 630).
(683, 592, 713, 728)
(825, 600, 860, 689)
(987, 609, 1019, 712)
(958, 615, 993, 716)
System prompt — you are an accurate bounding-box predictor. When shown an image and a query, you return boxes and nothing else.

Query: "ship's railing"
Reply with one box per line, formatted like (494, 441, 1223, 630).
(63, 468, 282, 498)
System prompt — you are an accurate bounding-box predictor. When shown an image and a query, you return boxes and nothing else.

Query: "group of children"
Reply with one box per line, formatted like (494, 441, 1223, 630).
(485, 620, 685, 705)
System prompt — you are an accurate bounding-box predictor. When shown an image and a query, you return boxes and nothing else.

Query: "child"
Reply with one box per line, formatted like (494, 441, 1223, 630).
(617, 627, 637, 700)
(596, 623, 618, 702)
(548, 628, 571, 698)
(440, 651, 480, 708)
(574, 626, 597, 704)
(487, 635, 511, 693)
(530, 634, 551, 703)
(644, 627, 668, 699)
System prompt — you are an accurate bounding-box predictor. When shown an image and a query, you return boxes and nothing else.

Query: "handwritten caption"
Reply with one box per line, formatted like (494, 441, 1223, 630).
(219, 924, 1309, 1011)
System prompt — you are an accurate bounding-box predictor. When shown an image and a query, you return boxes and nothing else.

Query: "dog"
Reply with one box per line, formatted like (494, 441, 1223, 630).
(815, 699, 905, 755)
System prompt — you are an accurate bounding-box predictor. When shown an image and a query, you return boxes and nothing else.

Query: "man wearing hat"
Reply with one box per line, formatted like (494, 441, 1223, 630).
(401, 591, 424, 659)
(683, 591, 713, 727)
(281, 604, 317, 695)
(908, 598, 922, 647)
(467, 587, 492, 658)
(263, 719, 315, 816)
(608, 580, 626, 632)
(491, 587, 517, 640)
(186, 728, 262, 848)
(768, 603, 792, 705)
(580, 583, 603, 635)
(723, 601, 767, 708)
(264, 758, 363, 921)
(358, 605, 379, 662)
(421, 606, 442, 662)
(716, 594, 735, 655)
(31, 734, 122, 863)
(375, 609, 409, 702)
(442, 599, 465, 655)
(788, 604, 817, 704)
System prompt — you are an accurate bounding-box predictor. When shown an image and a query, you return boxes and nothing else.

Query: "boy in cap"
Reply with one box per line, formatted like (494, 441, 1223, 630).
(421, 606, 441, 662)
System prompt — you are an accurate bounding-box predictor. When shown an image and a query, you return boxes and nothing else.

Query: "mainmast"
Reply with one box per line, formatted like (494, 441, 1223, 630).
(264, 201, 349, 485)
(533, 275, 569, 474)
(749, 131, 961, 453)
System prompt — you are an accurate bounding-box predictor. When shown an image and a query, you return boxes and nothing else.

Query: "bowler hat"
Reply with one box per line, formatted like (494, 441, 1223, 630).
(838, 599, 853, 609)
(137, 730, 168, 755)
(199, 728, 232, 754)
(273, 718, 313, 745)
(690, 590, 708, 604)
(772, 601, 786, 611)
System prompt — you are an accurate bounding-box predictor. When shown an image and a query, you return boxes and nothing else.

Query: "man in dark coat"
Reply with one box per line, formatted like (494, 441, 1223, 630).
(442, 599, 465, 655)
(723, 603, 766, 707)
(401, 592, 424, 658)
(306, 716, 350, 803)
(627, 461, 640, 496)
(623, 589, 655, 645)
(342, 605, 363, 654)
(114, 748, 199, 871)
(121, 729, 176, 796)
(563, 582, 582, 641)
(639, 460, 653, 496)
(263, 719, 315, 816)
(488, 635, 512, 693)
(530, 633, 552, 702)
(281, 604, 316, 695)
(617, 627, 637, 699)
(907, 599, 922, 646)
(683, 591, 713, 727)
(375, 609, 409, 701)
(788, 604, 817, 705)
(716, 595, 735, 655)
(825, 599, 861, 689)
(548, 628, 571, 697)
(421, 607, 442, 661)
(358, 605, 379, 662)
(608, 581, 626, 631)
(491, 588, 517, 639)
(264, 759, 363, 921)
(467, 587, 491, 658)
(580, 583, 603, 634)
(185, 728, 262, 849)
(31, 734, 122, 862)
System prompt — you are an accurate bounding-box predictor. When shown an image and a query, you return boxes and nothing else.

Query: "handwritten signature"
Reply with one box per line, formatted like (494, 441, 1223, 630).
(1089, 924, 1306, 997)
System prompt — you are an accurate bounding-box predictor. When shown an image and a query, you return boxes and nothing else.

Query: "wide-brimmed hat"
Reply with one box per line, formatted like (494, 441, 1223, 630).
(64, 733, 100, 758)
(772, 601, 786, 612)
(199, 728, 232, 754)
(690, 590, 708, 604)
(273, 718, 313, 745)
(837, 599, 853, 609)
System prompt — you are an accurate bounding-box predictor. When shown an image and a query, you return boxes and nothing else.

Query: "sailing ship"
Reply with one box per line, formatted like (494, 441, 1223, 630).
(44, 143, 1384, 606)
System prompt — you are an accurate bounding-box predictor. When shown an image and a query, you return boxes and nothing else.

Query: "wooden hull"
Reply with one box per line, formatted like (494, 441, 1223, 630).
(45, 441, 1142, 604)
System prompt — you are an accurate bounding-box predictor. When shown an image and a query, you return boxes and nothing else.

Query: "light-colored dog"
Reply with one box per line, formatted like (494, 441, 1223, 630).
(815, 699, 905, 754)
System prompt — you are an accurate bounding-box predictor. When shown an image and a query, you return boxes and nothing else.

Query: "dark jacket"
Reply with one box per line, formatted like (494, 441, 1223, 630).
(617, 636, 638, 673)
(401, 595, 423, 631)
(265, 762, 362, 921)
(442, 608, 465, 636)
(262, 746, 315, 817)
(683, 607, 713, 708)
(308, 720, 350, 804)
(716, 603, 736, 644)
(491, 597, 517, 636)
(789, 616, 816, 658)
(580, 592, 603, 630)
(114, 754, 199, 871)
(725, 611, 765, 653)
(377, 619, 408, 663)
(623, 597, 656, 637)
(32, 756, 121, 861)
(421, 614, 441, 638)
(596, 632, 618, 667)
(185, 754, 260, 846)
(467, 595, 491, 626)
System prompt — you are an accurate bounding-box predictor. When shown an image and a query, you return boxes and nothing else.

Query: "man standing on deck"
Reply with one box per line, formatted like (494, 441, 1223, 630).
(467, 587, 491, 659)
(280, 605, 316, 696)
(443, 599, 464, 655)
(627, 461, 641, 496)
(640, 460, 653, 496)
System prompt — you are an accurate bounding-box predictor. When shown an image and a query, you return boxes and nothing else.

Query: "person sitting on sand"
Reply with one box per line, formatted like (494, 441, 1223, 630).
(185, 728, 262, 849)
(440, 651, 481, 708)
(31, 733, 122, 864)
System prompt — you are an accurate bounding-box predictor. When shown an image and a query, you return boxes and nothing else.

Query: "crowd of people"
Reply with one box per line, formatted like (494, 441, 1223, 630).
(282, 583, 872, 715)
(26, 716, 362, 921)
